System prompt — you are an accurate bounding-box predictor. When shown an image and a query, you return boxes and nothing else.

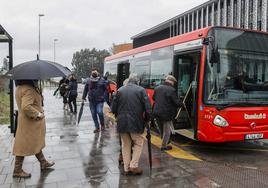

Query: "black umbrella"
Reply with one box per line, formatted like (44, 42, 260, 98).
(77, 102, 84, 126)
(146, 121, 152, 170)
(6, 56, 71, 80)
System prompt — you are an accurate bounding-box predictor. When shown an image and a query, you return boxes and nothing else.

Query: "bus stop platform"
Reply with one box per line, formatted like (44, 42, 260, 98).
(1, 88, 268, 188)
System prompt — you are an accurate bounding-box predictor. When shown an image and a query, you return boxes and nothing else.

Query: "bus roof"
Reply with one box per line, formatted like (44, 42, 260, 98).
(106, 26, 268, 62)
(105, 27, 211, 62)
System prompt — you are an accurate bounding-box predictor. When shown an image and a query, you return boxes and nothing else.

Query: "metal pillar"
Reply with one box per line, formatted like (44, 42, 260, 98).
(188, 14, 190, 32)
(223, 0, 227, 26)
(206, 5, 209, 26)
(237, 0, 242, 27)
(230, 0, 234, 27)
(196, 10, 199, 29)
(192, 12, 195, 30)
(262, 0, 267, 31)
(245, 0, 249, 29)
(169, 22, 172, 37)
(180, 17, 183, 34)
(172, 20, 176, 37)
(252, 0, 258, 30)
(212, 3, 215, 26)
(201, 8, 203, 28)
(8, 41, 14, 134)
(176, 19, 179, 36)
(217, 0, 221, 25)
(184, 16, 186, 33)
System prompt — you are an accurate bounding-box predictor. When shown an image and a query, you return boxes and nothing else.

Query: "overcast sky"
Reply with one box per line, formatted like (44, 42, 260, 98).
(0, 0, 207, 69)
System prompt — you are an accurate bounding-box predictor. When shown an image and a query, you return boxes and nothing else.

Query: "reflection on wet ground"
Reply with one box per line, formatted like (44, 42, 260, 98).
(1, 88, 268, 187)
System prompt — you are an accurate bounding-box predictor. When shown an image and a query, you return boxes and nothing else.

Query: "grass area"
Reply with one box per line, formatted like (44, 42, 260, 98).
(0, 92, 10, 125)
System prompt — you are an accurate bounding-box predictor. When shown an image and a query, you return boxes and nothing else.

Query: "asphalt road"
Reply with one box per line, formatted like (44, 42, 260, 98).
(168, 132, 268, 171)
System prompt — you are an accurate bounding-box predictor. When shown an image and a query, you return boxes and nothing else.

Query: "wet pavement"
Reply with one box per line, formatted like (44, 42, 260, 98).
(1, 86, 268, 187)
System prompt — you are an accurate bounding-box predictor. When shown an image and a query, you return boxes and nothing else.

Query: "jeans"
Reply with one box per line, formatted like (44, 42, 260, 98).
(89, 102, 104, 129)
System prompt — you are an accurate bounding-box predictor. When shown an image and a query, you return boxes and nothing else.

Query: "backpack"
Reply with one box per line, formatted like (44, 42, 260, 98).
(59, 83, 67, 96)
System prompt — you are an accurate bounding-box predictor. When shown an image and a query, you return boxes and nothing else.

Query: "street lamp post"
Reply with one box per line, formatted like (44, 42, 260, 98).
(53, 39, 58, 62)
(38, 14, 45, 58)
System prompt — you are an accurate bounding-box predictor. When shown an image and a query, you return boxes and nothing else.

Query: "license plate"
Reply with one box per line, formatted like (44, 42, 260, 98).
(245, 133, 264, 140)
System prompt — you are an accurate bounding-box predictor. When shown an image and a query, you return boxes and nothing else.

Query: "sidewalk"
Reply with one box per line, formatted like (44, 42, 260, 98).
(1, 88, 268, 188)
(0, 88, 197, 188)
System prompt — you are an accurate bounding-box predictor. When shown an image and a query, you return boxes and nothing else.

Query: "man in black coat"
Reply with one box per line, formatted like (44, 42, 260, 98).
(111, 74, 151, 175)
(153, 75, 182, 151)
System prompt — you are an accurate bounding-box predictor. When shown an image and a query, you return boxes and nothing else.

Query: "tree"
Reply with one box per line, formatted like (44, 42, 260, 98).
(71, 48, 110, 81)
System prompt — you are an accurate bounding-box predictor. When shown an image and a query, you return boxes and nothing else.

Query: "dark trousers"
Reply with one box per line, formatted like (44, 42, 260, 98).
(63, 96, 68, 104)
(68, 95, 77, 113)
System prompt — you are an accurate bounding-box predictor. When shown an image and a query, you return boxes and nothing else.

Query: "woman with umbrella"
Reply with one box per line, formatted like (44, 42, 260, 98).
(6, 57, 72, 178)
(12, 80, 55, 178)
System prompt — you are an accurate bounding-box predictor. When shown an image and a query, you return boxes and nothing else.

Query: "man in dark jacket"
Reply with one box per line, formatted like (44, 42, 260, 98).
(111, 74, 151, 175)
(153, 75, 182, 151)
(82, 70, 107, 133)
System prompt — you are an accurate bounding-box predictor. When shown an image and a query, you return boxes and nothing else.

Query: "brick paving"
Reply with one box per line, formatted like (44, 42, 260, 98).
(1, 87, 268, 188)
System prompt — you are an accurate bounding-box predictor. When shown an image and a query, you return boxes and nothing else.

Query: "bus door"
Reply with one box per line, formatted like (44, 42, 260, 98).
(117, 61, 130, 89)
(173, 51, 200, 139)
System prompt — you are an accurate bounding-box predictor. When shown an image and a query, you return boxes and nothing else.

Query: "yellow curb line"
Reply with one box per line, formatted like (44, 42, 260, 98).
(151, 134, 202, 161)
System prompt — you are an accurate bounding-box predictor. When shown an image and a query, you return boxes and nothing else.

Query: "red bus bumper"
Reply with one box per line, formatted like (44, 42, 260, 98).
(197, 125, 268, 142)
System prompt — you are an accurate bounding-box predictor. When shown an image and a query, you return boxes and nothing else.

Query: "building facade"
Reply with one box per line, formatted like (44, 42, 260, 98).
(132, 0, 268, 48)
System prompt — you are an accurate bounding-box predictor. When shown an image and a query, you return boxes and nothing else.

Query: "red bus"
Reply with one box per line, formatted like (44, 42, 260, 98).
(104, 26, 268, 142)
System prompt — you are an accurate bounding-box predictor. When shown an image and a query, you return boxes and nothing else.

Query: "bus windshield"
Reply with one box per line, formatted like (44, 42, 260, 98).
(204, 28, 268, 106)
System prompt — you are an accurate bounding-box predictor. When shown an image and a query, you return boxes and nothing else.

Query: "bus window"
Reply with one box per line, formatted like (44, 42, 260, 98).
(150, 46, 173, 88)
(132, 58, 150, 88)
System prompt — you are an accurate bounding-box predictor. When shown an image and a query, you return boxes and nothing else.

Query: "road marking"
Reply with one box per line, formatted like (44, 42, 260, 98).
(181, 143, 268, 152)
(151, 134, 202, 161)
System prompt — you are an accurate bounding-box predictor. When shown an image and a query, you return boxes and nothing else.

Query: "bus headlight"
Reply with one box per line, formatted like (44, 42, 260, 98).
(213, 115, 229, 127)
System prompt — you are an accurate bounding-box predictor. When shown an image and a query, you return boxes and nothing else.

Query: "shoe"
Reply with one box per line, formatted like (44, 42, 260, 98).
(93, 128, 100, 133)
(101, 125, 105, 131)
(41, 161, 55, 171)
(35, 151, 55, 171)
(13, 156, 31, 178)
(161, 145, 172, 151)
(122, 171, 131, 176)
(129, 167, 143, 175)
(13, 170, 31, 178)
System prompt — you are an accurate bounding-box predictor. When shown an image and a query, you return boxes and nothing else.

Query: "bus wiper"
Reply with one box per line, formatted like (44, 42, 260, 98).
(216, 102, 261, 111)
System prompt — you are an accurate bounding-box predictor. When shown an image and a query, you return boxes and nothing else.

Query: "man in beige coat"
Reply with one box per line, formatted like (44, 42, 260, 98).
(13, 80, 54, 178)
